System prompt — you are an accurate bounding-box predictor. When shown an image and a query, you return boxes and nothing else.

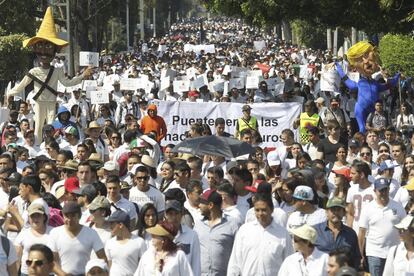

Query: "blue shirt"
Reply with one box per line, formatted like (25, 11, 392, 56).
(314, 221, 361, 269)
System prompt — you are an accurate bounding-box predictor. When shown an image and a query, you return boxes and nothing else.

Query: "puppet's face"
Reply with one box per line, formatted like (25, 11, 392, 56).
(33, 40, 57, 67)
(353, 50, 380, 77)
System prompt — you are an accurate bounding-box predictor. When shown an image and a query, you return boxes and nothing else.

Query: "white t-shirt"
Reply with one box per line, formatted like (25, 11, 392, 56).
(105, 235, 146, 276)
(245, 207, 287, 227)
(359, 199, 406, 258)
(14, 226, 52, 274)
(346, 183, 376, 233)
(129, 185, 165, 212)
(49, 225, 104, 275)
(287, 208, 327, 230)
(0, 235, 17, 276)
(278, 247, 329, 276)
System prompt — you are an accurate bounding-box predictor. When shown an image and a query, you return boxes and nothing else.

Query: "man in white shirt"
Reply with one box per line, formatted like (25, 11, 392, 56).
(279, 224, 329, 276)
(227, 193, 293, 275)
(106, 175, 137, 228)
(164, 200, 201, 276)
(287, 185, 327, 230)
(346, 161, 376, 233)
(216, 182, 243, 226)
(49, 202, 107, 275)
(358, 177, 406, 276)
(128, 165, 165, 217)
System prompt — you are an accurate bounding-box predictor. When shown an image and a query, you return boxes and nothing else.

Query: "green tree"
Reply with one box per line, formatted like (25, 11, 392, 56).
(379, 34, 414, 76)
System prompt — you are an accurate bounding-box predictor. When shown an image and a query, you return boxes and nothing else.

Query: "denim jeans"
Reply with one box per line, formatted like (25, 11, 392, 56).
(367, 256, 386, 276)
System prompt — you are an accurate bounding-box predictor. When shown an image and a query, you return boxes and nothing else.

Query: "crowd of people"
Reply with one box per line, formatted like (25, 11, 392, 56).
(1, 15, 414, 276)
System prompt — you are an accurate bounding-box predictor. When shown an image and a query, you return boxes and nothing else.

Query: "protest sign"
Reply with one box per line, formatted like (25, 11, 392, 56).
(246, 76, 259, 89)
(320, 70, 341, 92)
(229, 78, 245, 89)
(173, 80, 190, 93)
(120, 78, 142, 91)
(193, 75, 207, 90)
(274, 82, 285, 96)
(160, 76, 170, 91)
(79, 51, 99, 67)
(299, 65, 310, 79)
(90, 90, 109, 104)
(253, 40, 266, 51)
(265, 78, 277, 90)
(82, 80, 98, 92)
(155, 100, 301, 147)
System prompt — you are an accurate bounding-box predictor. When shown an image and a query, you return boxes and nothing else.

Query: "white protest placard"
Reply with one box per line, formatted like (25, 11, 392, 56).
(173, 80, 190, 93)
(79, 51, 99, 67)
(320, 70, 341, 92)
(186, 68, 197, 80)
(184, 44, 193, 52)
(229, 78, 245, 89)
(231, 67, 248, 78)
(160, 76, 170, 91)
(203, 44, 215, 54)
(299, 65, 310, 79)
(274, 82, 285, 96)
(223, 65, 231, 75)
(158, 45, 167, 52)
(90, 90, 109, 104)
(66, 83, 82, 92)
(154, 100, 301, 147)
(0, 108, 10, 125)
(246, 76, 259, 89)
(254, 40, 266, 51)
(144, 81, 154, 94)
(212, 81, 225, 92)
(193, 76, 207, 90)
(161, 68, 177, 79)
(120, 78, 141, 91)
(82, 80, 98, 92)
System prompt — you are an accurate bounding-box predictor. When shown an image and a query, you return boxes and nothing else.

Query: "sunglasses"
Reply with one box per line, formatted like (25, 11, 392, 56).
(360, 152, 371, 156)
(26, 259, 45, 267)
(136, 176, 149, 180)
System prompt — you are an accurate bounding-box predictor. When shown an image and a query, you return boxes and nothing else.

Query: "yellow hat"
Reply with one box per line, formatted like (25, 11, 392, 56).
(405, 178, 414, 191)
(346, 41, 373, 66)
(23, 7, 68, 48)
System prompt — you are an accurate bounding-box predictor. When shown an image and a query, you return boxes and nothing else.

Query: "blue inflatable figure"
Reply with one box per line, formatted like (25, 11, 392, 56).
(335, 41, 399, 133)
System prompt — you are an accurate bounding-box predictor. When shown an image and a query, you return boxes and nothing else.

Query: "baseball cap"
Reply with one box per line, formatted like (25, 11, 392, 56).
(293, 185, 314, 201)
(103, 161, 119, 171)
(165, 200, 183, 212)
(242, 104, 252, 111)
(107, 210, 130, 225)
(129, 138, 146, 149)
(332, 167, 351, 181)
(199, 189, 222, 206)
(62, 202, 81, 214)
(64, 125, 79, 137)
(79, 184, 97, 199)
(326, 197, 346, 209)
(6, 172, 22, 184)
(374, 177, 390, 190)
(245, 179, 265, 193)
(290, 224, 317, 244)
(267, 150, 281, 166)
(379, 160, 396, 173)
(85, 259, 108, 274)
(64, 177, 80, 193)
(89, 196, 111, 211)
(395, 215, 414, 230)
(348, 139, 359, 148)
(27, 203, 46, 216)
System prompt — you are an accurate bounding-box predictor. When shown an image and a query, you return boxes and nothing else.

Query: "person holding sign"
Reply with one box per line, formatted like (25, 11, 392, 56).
(335, 41, 399, 133)
(6, 7, 92, 143)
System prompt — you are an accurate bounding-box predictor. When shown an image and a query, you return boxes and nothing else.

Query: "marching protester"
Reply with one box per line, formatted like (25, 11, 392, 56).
(2, 6, 414, 276)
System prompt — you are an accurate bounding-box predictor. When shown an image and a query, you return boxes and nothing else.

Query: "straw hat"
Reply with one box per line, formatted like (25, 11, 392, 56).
(23, 7, 68, 48)
(85, 121, 102, 134)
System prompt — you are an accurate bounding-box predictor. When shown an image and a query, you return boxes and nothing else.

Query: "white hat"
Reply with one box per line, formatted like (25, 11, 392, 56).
(293, 185, 314, 201)
(290, 224, 317, 244)
(103, 161, 119, 172)
(129, 163, 144, 175)
(85, 259, 108, 273)
(267, 150, 280, 166)
(395, 215, 414, 230)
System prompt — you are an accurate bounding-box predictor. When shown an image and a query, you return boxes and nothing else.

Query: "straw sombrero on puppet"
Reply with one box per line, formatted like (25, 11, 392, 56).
(23, 7, 68, 48)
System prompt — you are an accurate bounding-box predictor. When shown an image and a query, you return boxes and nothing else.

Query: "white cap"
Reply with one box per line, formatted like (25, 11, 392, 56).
(103, 161, 119, 171)
(129, 163, 144, 175)
(85, 259, 108, 273)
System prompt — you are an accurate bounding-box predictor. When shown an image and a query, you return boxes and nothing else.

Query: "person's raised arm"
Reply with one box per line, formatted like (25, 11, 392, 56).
(335, 62, 358, 91)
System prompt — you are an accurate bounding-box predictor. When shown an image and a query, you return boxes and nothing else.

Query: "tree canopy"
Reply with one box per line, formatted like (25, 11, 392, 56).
(202, 0, 414, 34)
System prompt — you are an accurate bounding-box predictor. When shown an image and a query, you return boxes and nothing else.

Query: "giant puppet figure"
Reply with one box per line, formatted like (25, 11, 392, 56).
(335, 41, 399, 133)
(7, 7, 92, 142)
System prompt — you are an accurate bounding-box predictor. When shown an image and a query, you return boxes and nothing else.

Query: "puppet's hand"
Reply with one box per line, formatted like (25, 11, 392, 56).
(82, 67, 94, 79)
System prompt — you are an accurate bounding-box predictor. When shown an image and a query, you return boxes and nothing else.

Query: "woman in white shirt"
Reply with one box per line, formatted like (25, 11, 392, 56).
(134, 221, 193, 276)
(15, 204, 52, 276)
